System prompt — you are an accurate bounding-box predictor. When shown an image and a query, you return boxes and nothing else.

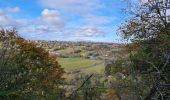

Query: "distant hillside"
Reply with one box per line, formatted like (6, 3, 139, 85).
(32, 40, 126, 60)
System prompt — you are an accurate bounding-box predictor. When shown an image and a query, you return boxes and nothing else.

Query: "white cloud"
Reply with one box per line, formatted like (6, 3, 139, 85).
(0, 7, 21, 14)
(73, 26, 105, 37)
(0, 13, 21, 27)
(6, 7, 21, 13)
(0, 7, 22, 27)
(0, 14, 10, 25)
(40, 9, 65, 28)
(16, 9, 65, 36)
(20, 25, 48, 33)
(0, 6, 107, 40)
(39, 0, 103, 14)
(84, 15, 115, 25)
(35, 25, 49, 31)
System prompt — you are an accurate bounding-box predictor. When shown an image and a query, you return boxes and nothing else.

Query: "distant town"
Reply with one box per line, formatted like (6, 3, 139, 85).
(33, 40, 126, 61)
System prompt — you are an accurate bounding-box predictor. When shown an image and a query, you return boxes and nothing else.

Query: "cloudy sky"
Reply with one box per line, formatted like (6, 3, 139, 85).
(0, 0, 130, 42)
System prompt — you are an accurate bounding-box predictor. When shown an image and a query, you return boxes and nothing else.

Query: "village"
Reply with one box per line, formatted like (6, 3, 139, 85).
(34, 40, 124, 60)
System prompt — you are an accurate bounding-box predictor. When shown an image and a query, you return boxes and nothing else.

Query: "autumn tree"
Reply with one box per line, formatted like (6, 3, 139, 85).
(119, 0, 170, 99)
(0, 29, 64, 99)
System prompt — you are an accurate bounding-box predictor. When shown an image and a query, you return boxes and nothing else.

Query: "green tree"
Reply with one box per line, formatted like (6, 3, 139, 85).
(119, 0, 170, 99)
(0, 29, 65, 99)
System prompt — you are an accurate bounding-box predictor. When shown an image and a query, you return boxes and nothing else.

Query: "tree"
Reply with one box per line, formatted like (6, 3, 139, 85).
(0, 29, 65, 99)
(119, 0, 170, 99)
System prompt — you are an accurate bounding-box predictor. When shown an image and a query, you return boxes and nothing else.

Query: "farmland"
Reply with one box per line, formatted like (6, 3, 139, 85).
(33, 41, 126, 77)
(34, 41, 125, 76)
(58, 57, 103, 71)
(58, 57, 105, 80)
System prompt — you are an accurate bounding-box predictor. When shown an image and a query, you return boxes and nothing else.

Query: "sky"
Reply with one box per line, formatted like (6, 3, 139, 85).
(0, 0, 131, 43)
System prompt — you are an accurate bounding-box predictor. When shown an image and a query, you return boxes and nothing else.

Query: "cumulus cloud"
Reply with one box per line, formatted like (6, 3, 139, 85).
(0, 6, 107, 40)
(39, 0, 103, 14)
(14, 9, 65, 37)
(40, 9, 65, 28)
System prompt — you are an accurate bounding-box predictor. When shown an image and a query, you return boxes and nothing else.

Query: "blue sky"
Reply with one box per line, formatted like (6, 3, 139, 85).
(0, 0, 130, 43)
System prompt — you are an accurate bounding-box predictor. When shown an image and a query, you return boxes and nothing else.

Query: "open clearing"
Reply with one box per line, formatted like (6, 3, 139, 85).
(58, 57, 105, 74)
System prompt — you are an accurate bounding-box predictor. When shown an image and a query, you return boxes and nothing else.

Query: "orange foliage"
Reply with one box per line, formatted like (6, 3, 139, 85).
(0, 29, 65, 97)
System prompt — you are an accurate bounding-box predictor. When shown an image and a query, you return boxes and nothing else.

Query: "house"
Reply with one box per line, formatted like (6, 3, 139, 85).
(86, 56, 96, 60)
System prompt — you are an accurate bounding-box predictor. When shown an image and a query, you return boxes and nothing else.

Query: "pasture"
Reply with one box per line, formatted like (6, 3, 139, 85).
(58, 57, 105, 74)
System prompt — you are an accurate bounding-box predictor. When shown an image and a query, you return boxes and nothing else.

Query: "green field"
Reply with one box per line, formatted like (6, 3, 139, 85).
(58, 57, 105, 74)
(57, 47, 74, 54)
(82, 63, 105, 74)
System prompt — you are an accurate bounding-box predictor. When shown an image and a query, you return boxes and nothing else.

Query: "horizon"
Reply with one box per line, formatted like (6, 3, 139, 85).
(31, 39, 127, 44)
(0, 0, 132, 43)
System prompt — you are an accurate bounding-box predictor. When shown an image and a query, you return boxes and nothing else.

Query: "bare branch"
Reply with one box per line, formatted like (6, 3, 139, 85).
(162, 55, 170, 72)
(67, 74, 94, 99)
(145, 60, 161, 73)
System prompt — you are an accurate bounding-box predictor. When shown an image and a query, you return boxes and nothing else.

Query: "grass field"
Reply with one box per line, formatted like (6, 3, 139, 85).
(58, 57, 105, 74)
(82, 63, 105, 74)
(57, 47, 74, 54)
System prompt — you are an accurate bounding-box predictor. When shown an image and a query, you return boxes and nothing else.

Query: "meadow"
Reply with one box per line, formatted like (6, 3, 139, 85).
(58, 57, 105, 74)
